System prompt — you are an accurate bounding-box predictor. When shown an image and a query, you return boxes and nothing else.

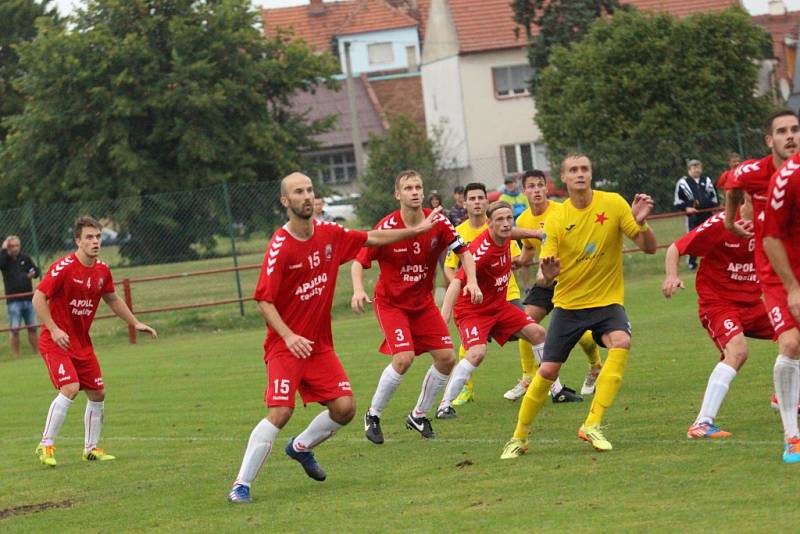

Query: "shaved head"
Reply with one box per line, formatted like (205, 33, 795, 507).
(280, 172, 312, 197)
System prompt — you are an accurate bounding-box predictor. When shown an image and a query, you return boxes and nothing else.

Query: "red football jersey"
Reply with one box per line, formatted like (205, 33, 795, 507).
(725, 155, 779, 285)
(716, 169, 732, 190)
(356, 209, 465, 312)
(674, 213, 759, 307)
(454, 229, 512, 316)
(37, 253, 115, 352)
(253, 220, 367, 360)
(763, 154, 800, 283)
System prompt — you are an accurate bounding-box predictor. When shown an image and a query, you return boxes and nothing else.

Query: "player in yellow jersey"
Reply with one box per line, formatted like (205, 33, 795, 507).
(501, 154, 656, 459)
(510, 170, 603, 402)
(443, 182, 540, 406)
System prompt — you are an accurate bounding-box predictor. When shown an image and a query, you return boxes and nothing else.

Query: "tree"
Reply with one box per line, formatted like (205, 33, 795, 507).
(534, 8, 773, 210)
(511, 0, 621, 93)
(0, 0, 61, 143)
(355, 114, 443, 226)
(1, 0, 338, 263)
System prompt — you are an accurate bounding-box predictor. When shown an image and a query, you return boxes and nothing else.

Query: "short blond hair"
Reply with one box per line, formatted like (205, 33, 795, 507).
(394, 170, 423, 190)
(487, 200, 512, 219)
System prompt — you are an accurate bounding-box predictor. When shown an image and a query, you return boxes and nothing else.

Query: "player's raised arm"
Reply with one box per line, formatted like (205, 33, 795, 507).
(350, 262, 372, 314)
(630, 194, 657, 254)
(101, 292, 157, 337)
(661, 244, 685, 299)
(364, 207, 443, 247)
(724, 188, 746, 236)
(510, 227, 543, 241)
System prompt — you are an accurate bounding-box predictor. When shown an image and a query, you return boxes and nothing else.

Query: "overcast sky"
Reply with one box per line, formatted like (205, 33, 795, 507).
(49, 0, 800, 17)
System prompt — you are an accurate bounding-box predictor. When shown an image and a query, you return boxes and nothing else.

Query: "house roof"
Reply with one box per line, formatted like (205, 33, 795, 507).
(626, 0, 739, 18)
(263, 0, 418, 52)
(292, 78, 387, 148)
(752, 10, 800, 82)
(426, 0, 738, 56)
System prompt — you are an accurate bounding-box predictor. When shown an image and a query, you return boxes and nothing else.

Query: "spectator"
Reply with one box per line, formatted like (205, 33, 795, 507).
(499, 175, 530, 221)
(427, 192, 443, 210)
(448, 185, 467, 226)
(313, 198, 334, 223)
(0, 235, 40, 357)
(674, 159, 719, 270)
(715, 152, 742, 195)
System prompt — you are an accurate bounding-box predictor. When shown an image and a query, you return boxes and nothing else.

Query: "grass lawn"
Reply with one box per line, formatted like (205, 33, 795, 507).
(3, 266, 800, 532)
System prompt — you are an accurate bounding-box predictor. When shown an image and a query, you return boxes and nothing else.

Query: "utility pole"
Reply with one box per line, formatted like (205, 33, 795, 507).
(344, 41, 365, 176)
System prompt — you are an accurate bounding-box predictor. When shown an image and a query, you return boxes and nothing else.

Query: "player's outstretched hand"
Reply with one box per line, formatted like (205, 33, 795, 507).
(732, 219, 754, 238)
(414, 206, 444, 234)
(661, 275, 684, 298)
(540, 256, 560, 281)
(283, 332, 314, 359)
(463, 281, 483, 304)
(135, 322, 157, 338)
(632, 193, 654, 224)
(351, 290, 372, 314)
(52, 327, 70, 350)
(788, 287, 800, 324)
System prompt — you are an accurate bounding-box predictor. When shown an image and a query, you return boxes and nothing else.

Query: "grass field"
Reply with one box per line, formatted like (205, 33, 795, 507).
(3, 263, 800, 532)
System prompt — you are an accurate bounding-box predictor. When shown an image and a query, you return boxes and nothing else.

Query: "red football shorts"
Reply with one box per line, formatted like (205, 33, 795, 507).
(761, 281, 800, 337)
(40, 341, 104, 391)
(264, 349, 352, 408)
(455, 301, 534, 350)
(699, 303, 773, 355)
(374, 297, 453, 356)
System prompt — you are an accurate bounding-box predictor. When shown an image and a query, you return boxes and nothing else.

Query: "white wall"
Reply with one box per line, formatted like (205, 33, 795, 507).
(337, 27, 420, 75)
(421, 54, 469, 169)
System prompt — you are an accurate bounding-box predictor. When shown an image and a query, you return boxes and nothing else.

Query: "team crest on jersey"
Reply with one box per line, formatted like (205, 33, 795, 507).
(98, 277, 105, 287)
(325, 244, 333, 261)
(431, 237, 439, 249)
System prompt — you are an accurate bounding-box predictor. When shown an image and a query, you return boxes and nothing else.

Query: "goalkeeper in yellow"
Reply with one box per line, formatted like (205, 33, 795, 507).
(501, 154, 656, 458)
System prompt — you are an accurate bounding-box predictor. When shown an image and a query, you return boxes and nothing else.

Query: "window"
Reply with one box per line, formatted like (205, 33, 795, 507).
(492, 65, 534, 97)
(311, 151, 358, 184)
(501, 142, 549, 174)
(367, 42, 394, 65)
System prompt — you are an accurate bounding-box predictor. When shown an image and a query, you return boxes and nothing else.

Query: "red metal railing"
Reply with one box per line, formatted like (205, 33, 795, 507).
(0, 206, 720, 343)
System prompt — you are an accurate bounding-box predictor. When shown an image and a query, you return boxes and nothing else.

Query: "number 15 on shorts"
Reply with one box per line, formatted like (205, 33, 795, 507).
(273, 379, 290, 395)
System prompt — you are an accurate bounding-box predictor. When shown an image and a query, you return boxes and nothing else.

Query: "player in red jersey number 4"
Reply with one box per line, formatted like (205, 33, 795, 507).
(228, 173, 446, 503)
(32, 216, 157, 467)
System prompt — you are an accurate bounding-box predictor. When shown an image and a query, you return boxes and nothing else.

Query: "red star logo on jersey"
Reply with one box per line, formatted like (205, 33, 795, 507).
(595, 212, 608, 225)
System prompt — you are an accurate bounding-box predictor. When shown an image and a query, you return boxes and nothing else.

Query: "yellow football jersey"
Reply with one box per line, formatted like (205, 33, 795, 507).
(541, 190, 641, 309)
(445, 219, 522, 301)
(516, 200, 563, 258)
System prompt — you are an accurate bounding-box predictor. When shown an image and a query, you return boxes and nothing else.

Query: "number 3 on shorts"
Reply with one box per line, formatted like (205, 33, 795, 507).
(273, 379, 290, 395)
(395, 328, 405, 342)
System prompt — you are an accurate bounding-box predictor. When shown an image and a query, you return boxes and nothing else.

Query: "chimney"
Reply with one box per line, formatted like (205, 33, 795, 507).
(309, 0, 326, 16)
(769, 0, 787, 16)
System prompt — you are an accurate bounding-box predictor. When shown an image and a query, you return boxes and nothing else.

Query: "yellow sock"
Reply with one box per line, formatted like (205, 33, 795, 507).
(584, 347, 629, 427)
(519, 339, 536, 381)
(579, 330, 602, 368)
(458, 345, 475, 390)
(513, 374, 554, 439)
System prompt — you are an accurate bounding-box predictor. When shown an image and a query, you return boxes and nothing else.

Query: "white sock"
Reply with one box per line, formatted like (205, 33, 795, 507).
(235, 419, 280, 487)
(294, 410, 343, 451)
(440, 359, 476, 407)
(84, 400, 104, 452)
(696, 362, 737, 425)
(413, 365, 450, 418)
(549, 377, 564, 396)
(369, 364, 404, 417)
(41, 393, 73, 446)
(774, 355, 800, 440)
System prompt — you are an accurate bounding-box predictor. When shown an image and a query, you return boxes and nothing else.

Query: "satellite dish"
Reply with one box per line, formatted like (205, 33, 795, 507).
(781, 78, 791, 101)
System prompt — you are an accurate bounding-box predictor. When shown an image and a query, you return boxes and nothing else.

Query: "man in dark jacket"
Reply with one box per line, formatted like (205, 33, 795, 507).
(0, 235, 40, 357)
(673, 159, 719, 270)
